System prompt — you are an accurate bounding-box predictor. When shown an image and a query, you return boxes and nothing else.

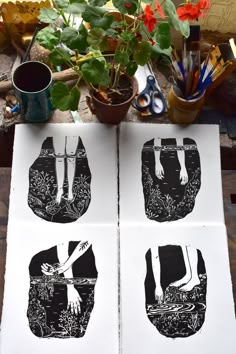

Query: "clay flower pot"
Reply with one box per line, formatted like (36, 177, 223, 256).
(91, 76, 138, 124)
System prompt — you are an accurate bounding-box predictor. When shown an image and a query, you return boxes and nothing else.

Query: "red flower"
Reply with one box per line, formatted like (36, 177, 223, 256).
(177, 3, 201, 21)
(143, 5, 157, 32)
(156, 1, 165, 19)
(197, 0, 210, 10)
(125, 2, 131, 9)
(196, 0, 210, 18)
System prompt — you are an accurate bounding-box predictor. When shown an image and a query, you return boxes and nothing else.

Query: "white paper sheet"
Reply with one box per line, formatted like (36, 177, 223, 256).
(119, 122, 224, 225)
(0, 223, 119, 354)
(9, 123, 118, 224)
(120, 224, 236, 354)
(1, 122, 235, 354)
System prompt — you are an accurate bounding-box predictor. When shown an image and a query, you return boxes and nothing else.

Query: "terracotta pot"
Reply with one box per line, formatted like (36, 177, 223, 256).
(91, 76, 138, 124)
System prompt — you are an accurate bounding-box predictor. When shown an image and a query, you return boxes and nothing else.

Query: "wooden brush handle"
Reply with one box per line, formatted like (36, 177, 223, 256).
(0, 68, 78, 93)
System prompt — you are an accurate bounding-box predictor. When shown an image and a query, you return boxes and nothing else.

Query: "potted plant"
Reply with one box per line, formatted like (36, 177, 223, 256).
(36, 0, 208, 123)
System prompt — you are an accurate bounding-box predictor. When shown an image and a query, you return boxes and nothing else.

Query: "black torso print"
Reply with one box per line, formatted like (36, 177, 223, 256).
(142, 138, 201, 222)
(145, 245, 207, 338)
(27, 241, 98, 339)
(28, 137, 91, 223)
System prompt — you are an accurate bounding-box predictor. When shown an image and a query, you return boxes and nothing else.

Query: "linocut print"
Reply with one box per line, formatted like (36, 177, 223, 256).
(27, 241, 97, 338)
(145, 245, 207, 338)
(142, 137, 201, 222)
(28, 136, 91, 223)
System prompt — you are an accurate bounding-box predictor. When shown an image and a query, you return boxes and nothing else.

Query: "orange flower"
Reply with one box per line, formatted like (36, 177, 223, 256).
(156, 0, 165, 19)
(143, 5, 157, 32)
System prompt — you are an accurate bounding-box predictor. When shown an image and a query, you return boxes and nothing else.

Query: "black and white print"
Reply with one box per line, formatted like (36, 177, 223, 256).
(28, 136, 91, 223)
(145, 245, 207, 338)
(142, 137, 201, 222)
(27, 241, 98, 338)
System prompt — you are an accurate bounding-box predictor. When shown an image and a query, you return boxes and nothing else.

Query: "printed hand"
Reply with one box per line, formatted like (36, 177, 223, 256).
(179, 166, 188, 185)
(67, 285, 83, 315)
(155, 163, 164, 180)
(53, 262, 71, 275)
(41, 263, 55, 275)
(41, 262, 70, 275)
(154, 286, 164, 304)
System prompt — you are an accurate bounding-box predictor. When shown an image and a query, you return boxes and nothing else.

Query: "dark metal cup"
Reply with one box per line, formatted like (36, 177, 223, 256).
(12, 61, 54, 122)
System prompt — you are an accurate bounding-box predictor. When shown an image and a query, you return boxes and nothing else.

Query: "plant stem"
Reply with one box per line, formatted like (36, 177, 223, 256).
(112, 63, 121, 89)
(60, 9, 70, 27)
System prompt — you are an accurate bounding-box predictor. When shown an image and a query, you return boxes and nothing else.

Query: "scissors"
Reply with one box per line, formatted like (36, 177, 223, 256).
(133, 74, 166, 116)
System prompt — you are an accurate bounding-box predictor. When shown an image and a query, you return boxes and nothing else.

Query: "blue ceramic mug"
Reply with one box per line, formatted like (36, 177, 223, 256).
(12, 61, 54, 122)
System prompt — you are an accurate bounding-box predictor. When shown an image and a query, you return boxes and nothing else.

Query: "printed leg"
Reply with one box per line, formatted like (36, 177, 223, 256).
(170, 246, 200, 291)
(154, 138, 164, 180)
(151, 246, 164, 304)
(170, 246, 192, 287)
(53, 137, 66, 204)
(65, 136, 78, 201)
(179, 246, 200, 291)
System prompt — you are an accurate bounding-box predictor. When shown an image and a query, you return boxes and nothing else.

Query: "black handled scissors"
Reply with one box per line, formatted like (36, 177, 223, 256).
(133, 75, 166, 116)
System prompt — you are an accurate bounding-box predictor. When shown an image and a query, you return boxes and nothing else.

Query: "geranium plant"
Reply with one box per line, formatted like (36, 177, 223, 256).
(36, 0, 208, 111)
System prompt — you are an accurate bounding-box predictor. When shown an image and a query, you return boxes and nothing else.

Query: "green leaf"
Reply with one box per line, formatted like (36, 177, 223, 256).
(156, 22, 171, 49)
(119, 30, 135, 43)
(87, 28, 108, 51)
(38, 8, 59, 24)
(80, 58, 110, 86)
(54, 0, 70, 11)
(82, 5, 106, 22)
(114, 50, 129, 65)
(106, 28, 118, 39)
(127, 36, 138, 52)
(92, 14, 114, 29)
(61, 24, 88, 51)
(88, 0, 109, 6)
(126, 61, 138, 76)
(51, 82, 80, 111)
(163, 0, 190, 38)
(49, 48, 72, 67)
(82, 5, 113, 29)
(36, 27, 61, 50)
(134, 41, 152, 66)
(150, 43, 172, 58)
(67, 2, 87, 14)
(112, 0, 138, 15)
(178, 20, 190, 38)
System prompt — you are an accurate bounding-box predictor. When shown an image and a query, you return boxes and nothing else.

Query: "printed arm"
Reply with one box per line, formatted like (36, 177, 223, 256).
(56, 243, 86, 315)
(151, 246, 164, 304)
(176, 137, 188, 185)
(41, 242, 90, 315)
(154, 138, 164, 180)
(55, 241, 91, 274)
